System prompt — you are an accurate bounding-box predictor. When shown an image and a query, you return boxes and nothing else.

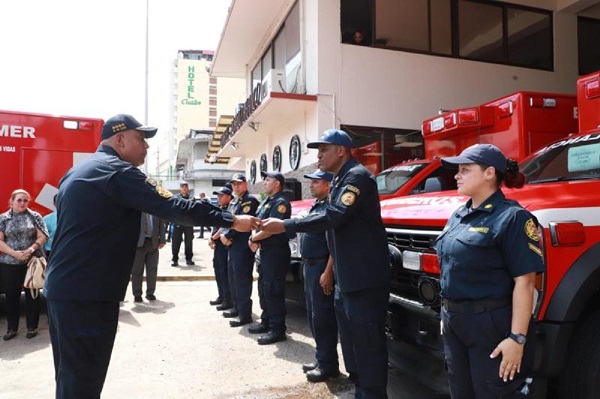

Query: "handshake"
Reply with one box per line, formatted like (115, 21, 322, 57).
(231, 216, 286, 234)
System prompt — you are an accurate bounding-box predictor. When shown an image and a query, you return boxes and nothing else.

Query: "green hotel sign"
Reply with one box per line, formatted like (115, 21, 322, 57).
(182, 65, 201, 106)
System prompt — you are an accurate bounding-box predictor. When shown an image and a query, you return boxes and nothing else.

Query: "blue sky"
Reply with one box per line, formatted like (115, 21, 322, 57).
(0, 0, 230, 133)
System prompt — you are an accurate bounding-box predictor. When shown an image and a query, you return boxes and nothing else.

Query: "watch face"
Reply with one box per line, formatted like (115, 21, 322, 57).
(510, 333, 527, 344)
(289, 135, 301, 170)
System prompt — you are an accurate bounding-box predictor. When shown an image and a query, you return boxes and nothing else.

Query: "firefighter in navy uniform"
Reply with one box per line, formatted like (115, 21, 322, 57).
(299, 170, 340, 383)
(208, 185, 234, 309)
(220, 173, 259, 328)
(44, 114, 259, 399)
(247, 171, 291, 345)
(171, 181, 196, 266)
(261, 129, 390, 399)
(436, 144, 544, 399)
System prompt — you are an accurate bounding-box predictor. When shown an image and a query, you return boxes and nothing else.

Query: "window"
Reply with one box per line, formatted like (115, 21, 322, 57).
(341, 0, 553, 70)
(209, 87, 217, 96)
(578, 17, 600, 75)
(209, 118, 217, 128)
(251, 1, 301, 88)
(458, 1, 503, 63)
(209, 97, 217, 106)
(209, 108, 217, 117)
(209, 77, 217, 85)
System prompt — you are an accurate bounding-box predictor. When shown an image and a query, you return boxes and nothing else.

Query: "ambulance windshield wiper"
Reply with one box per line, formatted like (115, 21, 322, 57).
(529, 175, 599, 184)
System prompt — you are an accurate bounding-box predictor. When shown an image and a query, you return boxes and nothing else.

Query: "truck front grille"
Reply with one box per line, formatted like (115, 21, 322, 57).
(386, 227, 442, 305)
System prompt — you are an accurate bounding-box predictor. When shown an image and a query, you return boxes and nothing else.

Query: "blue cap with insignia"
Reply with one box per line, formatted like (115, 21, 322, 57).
(101, 114, 157, 140)
(229, 173, 247, 183)
(213, 186, 232, 196)
(303, 169, 333, 182)
(307, 128, 352, 148)
(261, 171, 285, 185)
(441, 144, 507, 173)
(180, 181, 189, 186)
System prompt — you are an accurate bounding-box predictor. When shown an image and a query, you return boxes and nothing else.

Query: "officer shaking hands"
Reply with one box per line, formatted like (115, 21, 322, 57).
(44, 114, 259, 399)
(261, 129, 390, 398)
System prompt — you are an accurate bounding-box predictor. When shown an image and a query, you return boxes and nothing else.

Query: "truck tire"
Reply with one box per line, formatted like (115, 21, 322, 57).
(559, 310, 600, 398)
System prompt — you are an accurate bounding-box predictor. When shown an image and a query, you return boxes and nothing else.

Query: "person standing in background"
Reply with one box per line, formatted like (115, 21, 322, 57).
(171, 181, 195, 266)
(131, 212, 166, 303)
(198, 192, 209, 239)
(43, 194, 58, 258)
(298, 170, 340, 382)
(208, 185, 234, 309)
(220, 173, 259, 328)
(0, 189, 48, 341)
(247, 171, 291, 344)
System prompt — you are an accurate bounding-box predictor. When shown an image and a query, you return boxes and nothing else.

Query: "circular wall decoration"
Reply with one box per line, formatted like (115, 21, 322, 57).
(249, 160, 257, 184)
(259, 153, 268, 176)
(289, 135, 301, 170)
(272, 145, 282, 172)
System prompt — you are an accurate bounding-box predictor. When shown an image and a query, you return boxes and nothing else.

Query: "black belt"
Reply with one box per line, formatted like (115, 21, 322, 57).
(442, 298, 510, 314)
(302, 257, 328, 266)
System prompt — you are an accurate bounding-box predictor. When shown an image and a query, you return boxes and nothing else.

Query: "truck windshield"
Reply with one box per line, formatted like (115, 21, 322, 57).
(376, 163, 428, 194)
(521, 134, 600, 184)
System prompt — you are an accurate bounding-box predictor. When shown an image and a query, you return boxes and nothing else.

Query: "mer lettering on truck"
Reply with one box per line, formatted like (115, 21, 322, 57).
(0, 125, 36, 138)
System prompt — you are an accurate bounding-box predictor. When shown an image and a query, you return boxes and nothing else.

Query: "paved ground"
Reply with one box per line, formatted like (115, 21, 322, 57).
(0, 237, 449, 398)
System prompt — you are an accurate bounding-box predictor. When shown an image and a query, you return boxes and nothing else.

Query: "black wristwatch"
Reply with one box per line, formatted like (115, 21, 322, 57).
(508, 332, 527, 345)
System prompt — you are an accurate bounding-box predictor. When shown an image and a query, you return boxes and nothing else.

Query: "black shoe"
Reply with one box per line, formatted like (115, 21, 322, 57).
(145, 294, 156, 301)
(216, 301, 233, 311)
(26, 329, 38, 339)
(3, 330, 17, 341)
(171, 261, 179, 267)
(302, 362, 318, 373)
(230, 318, 252, 327)
(222, 310, 239, 318)
(134, 296, 143, 303)
(257, 332, 286, 345)
(248, 324, 269, 334)
(209, 298, 223, 306)
(186, 260, 195, 266)
(306, 367, 340, 383)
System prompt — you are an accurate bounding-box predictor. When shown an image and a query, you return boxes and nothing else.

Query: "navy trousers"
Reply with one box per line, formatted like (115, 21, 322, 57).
(257, 244, 290, 333)
(213, 243, 230, 302)
(441, 306, 535, 398)
(171, 225, 194, 262)
(303, 260, 339, 373)
(47, 299, 119, 399)
(335, 287, 389, 399)
(228, 246, 255, 319)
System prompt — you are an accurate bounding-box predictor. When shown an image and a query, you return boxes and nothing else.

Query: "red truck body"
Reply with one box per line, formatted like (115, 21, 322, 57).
(382, 71, 600, 397)
(0, 110, 103, 215)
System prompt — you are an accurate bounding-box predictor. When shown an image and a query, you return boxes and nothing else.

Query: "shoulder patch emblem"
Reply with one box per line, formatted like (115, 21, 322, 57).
(346, 185, 361, 195)
(243, 205, 251, 214)
(277, 204, 287, 213)
(157, 186, 173, 199)
(146, 177, 158, 187)
(524, 218, 539, 241)
(341, 192, 356, 206)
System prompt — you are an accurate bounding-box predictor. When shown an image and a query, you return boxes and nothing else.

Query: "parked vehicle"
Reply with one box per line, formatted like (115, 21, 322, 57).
(382, 71, 600, 397)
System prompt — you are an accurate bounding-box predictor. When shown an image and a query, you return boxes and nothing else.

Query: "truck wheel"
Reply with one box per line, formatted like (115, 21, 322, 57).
(559, 310, 600, 398)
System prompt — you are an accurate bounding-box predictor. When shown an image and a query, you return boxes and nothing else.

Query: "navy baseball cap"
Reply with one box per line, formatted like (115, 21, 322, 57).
(213, 186, 232, 196)
(261, 171, 285, 186)
(303, 170, 333, 182)
(307, 129, 352, 148)
(441, 144, 507, 173)
(229, 173, 246, 183)
(101, 114, 157, 140)
(180, 181, 189, 187)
